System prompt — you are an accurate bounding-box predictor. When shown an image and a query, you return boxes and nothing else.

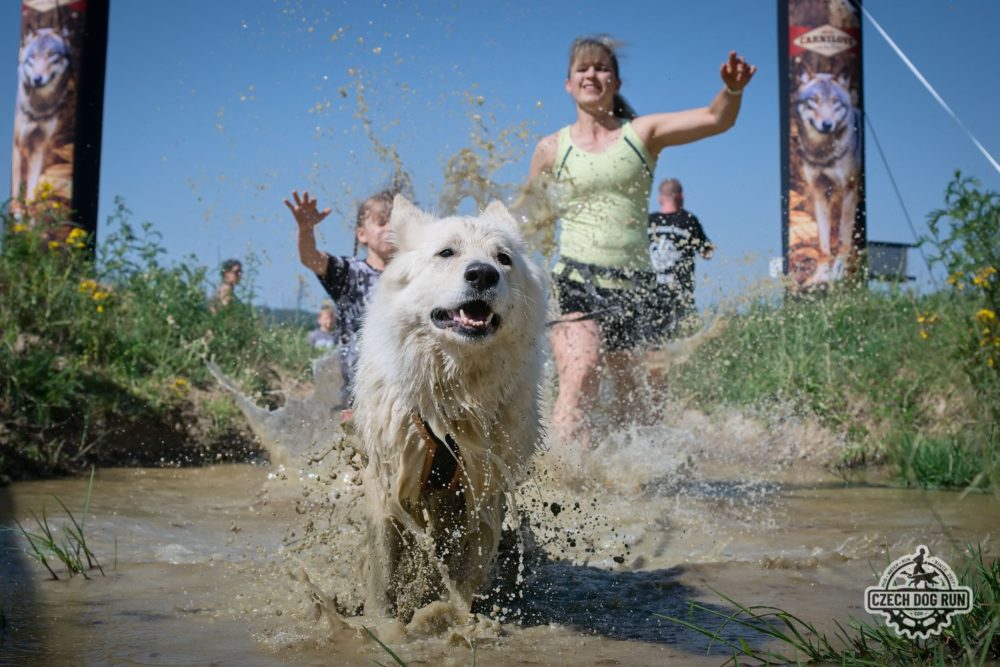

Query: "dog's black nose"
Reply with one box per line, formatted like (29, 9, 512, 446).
(464, 262, 499, 290)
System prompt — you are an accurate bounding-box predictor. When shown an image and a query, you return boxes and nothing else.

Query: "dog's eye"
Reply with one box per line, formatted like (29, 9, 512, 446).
(438, 248, 454, 258)
(497, 252, 512, 266)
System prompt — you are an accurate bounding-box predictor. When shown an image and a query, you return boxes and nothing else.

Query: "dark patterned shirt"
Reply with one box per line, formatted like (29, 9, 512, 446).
(316, 255, 382, 401)
(648, 209, 712, 304)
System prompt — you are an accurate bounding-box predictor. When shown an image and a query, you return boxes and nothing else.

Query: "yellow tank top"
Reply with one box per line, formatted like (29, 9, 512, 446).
(553, 121, 656, 288)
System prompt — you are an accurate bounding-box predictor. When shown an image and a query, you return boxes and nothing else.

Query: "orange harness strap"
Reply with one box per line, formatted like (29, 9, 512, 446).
(410, 412, 463, 494)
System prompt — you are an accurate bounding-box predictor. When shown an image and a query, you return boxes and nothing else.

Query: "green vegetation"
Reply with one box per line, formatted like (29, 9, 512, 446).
(669, 172, 999, 491)
(1, 195, 317, 479)
(658, 543, 1000, 665)
(9, 468, 104, 580)
(364, 626, 410, 666)
(3, 171, 997, 496)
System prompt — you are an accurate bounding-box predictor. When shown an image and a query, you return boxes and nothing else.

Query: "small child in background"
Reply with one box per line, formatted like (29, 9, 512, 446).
(285, 189, 396, 407)
(308, 303, 337, 350)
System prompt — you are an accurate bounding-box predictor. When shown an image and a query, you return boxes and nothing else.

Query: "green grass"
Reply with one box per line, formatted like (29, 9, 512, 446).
(8, 468, 105, 580)
(893, 432, 995, 491)
(666, 172, 1000, 491)
(362, 624, 479, 666)
(1, 197, 319, 478)
(668, 285, 999, 490)
(364, 626, 410, 666)
(657, 544, 1000, 665)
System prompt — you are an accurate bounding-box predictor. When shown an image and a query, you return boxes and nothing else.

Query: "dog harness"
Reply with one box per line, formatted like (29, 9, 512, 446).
(410, 412, 463, 493)
(553, 120, 656, 289)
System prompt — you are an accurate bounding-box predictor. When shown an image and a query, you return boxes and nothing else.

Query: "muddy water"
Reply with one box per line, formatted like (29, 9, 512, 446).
(1, 418, 997, 666)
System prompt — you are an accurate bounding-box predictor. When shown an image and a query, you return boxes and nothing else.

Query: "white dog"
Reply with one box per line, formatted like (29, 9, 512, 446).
(354, 195, 547, 620)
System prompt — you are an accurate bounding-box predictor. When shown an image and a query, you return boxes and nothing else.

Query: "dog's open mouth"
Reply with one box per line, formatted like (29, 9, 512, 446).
(431, 300, 501, 337)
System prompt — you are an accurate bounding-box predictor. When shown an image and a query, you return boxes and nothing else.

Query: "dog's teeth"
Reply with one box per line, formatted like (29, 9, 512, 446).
(459, 308, 466, 321)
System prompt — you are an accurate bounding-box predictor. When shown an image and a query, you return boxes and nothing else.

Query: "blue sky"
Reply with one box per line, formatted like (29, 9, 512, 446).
(3, 1, 999, 310)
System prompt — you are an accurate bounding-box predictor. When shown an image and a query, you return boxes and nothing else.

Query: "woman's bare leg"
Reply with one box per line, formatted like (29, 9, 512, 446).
(550, 316, 602, 448)
(605, 349, 654, 428)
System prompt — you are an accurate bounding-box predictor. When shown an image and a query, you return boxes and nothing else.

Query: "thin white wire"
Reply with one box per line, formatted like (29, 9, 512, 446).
(858, 2, 1000, 176)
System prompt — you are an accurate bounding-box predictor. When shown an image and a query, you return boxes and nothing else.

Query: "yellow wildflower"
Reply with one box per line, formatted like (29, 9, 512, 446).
(67, 228, 87, 249)
(977, 309, 997, 324)
(12, 223, 28, 234)
(33, 181, 54, 201)
(79, 279, 97, 293)
(972, 266, 997, 287)
(48, 240, 60, 250)
(171, 377, 191, 398)
(92, 291, 110, 302)
(96, 305, 104, 314)
(919, 330, 929, 340)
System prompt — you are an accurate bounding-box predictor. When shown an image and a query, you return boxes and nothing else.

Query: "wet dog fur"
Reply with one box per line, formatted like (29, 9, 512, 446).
(354, 196, 547, 620)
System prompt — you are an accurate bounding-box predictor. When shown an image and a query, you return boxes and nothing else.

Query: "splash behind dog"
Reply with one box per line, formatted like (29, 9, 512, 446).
(354, 196, 547, 620)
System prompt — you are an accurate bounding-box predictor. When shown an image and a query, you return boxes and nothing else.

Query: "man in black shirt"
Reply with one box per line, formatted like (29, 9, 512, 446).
(648, 178, 714, 337)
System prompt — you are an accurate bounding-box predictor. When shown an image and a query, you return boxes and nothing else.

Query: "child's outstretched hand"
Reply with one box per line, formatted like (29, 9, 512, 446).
(285, 191, 331, 230)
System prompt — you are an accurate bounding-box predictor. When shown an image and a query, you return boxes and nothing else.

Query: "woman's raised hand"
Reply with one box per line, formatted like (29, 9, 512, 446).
(720, 51, 757, 93)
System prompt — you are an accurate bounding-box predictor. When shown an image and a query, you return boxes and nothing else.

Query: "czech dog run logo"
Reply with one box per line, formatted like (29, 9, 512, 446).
(865, 545, 973, 640)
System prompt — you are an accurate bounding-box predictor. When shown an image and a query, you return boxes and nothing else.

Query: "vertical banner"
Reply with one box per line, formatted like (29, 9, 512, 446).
(779, 0, 866, 290)
(11, 0, 109, 244)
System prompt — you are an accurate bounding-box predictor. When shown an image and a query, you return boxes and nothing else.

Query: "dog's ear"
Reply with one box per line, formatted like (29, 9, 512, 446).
(483, 200, 519, 234)
(390, 194, 433, 250)
(798, 59, 815, 85)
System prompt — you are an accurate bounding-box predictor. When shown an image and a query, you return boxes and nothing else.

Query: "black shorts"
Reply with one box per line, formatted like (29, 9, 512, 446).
(554, 274, 670, 351)
(648, 287, 690, 342)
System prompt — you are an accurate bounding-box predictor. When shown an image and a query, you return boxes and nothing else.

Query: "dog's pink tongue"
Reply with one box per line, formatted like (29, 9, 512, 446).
(455, 308, 489, 328)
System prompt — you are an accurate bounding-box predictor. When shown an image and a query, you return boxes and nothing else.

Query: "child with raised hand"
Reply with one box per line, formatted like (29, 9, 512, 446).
(285, 189, 396, 407)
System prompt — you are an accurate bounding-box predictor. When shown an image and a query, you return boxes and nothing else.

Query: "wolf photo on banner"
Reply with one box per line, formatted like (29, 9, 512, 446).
(12, 1, 81, 209)
(11, 0, 107, 242)
(780, 0, 866, 290)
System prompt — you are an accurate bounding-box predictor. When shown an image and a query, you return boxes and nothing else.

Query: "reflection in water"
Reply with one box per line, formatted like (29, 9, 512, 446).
(1, 418, 996, 665)
(0, 487, 43, 664)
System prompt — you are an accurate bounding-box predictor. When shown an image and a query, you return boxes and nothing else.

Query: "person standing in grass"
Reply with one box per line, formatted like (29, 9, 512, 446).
(285, 189, 397, 408)
(210, 258, 242, 313)
(309, 303, 338, 351)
